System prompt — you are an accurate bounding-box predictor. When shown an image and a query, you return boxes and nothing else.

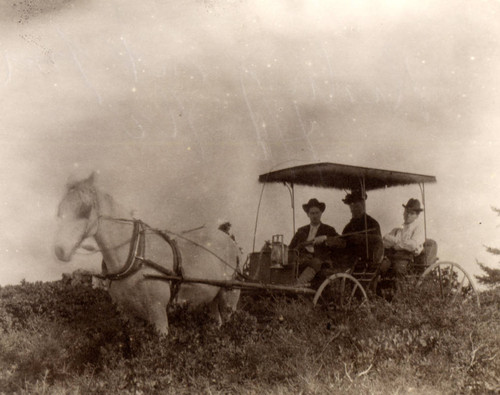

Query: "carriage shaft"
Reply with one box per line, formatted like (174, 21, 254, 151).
(143, 274, 317, 295)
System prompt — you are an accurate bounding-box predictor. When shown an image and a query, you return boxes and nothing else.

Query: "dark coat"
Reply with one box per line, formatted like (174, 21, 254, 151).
(342, 214, 381, 237)
(289, 223, 339, 259)
(342, 214, 382, 260)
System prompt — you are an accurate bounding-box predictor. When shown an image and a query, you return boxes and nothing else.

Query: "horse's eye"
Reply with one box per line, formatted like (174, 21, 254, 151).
(78, 203, 92, 219)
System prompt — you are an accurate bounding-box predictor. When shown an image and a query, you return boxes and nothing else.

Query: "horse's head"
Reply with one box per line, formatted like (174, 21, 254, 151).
(54, 172, 100, 262)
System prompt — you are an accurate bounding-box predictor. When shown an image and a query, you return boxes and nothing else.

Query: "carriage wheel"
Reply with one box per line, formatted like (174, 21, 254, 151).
(417, 261, 480, 307)
(313, 273, 369, 313)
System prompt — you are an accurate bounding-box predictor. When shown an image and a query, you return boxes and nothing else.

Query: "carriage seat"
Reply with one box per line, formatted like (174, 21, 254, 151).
(380, 238, 438, 277)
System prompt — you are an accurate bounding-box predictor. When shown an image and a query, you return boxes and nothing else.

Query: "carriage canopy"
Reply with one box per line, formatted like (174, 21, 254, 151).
(258, 162, 436, 191)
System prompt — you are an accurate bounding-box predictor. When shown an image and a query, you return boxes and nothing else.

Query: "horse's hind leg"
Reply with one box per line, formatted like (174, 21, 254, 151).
(207, 287, 240, 327)
(208, 296, 223, 327)
(216, 288, 241, 322)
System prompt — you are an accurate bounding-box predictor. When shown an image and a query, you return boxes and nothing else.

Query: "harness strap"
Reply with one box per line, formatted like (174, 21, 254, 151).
(103, 221, 143, 281)
(98, 220, 183, 302)
(140, 229, 183, 302)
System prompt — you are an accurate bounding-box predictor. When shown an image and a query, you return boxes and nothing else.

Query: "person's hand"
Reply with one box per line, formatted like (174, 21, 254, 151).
(313, 235, 327, 245)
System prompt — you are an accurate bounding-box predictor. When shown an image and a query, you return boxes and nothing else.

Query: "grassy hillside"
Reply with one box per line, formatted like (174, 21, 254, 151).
(0, 279, 499, 394)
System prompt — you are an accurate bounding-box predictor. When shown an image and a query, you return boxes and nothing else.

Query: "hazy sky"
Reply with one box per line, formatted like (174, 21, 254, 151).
(1, 0, 499, 285)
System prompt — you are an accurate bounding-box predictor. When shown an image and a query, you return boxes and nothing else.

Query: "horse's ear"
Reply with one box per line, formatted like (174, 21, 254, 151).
(85, 171, 97, 186)
(66, 171, 98, 190)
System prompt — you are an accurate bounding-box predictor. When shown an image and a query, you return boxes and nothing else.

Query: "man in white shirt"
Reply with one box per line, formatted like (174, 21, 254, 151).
(381, 198, 425, 278)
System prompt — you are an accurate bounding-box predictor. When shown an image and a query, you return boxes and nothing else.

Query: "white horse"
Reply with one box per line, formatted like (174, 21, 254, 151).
(54, 172, 241, 335)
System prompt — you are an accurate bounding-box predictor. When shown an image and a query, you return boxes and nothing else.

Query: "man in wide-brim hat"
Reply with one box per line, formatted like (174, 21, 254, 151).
(381, 198, 426, 281)
(402, 198, 424, 213)
(288, 198, 339, 285)
(330, 190, 382, 268)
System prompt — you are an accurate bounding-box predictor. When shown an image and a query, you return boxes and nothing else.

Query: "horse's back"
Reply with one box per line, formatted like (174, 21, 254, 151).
(176, 227, 240, 279)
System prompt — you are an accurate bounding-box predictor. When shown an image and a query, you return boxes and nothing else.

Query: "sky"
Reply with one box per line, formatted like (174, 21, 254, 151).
(0, 0, 499, 285)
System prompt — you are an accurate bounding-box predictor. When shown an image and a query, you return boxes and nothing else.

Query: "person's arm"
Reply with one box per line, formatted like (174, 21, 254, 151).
(399, 223, 425, 254)
(383, 228, 399, 248)
(369, 218, 382, 237)
(289, 227, 306, 250)
(322, 226, 346, 248)
(288, 231, 300, 250)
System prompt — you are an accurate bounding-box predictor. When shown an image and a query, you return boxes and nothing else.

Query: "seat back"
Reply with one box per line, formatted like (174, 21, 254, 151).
(423, 239, 438, 265)
(411, 238, 438, 274)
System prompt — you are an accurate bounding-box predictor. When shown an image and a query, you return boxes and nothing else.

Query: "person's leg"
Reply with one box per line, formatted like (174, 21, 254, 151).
(393, 258, 410, 292)
(376, 249, 397, 298)
(378, 257, 391, 274)
(393, 259, 409, 276)
(297, 256, 321, 285)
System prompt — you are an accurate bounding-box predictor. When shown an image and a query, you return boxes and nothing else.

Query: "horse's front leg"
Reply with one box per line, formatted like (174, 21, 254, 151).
(148, 302, 169, 335)
(143, 282, 171, 335)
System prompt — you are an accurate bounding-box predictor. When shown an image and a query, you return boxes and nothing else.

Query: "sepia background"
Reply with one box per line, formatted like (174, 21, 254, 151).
(0, 0, 499, 285)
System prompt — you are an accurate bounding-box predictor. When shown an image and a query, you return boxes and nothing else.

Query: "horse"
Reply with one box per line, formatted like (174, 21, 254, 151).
(54, 172, 241, 335)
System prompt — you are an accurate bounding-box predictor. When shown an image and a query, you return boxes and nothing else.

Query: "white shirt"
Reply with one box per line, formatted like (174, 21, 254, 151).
(306, 224, 320, 253)
(383, 220, 425, 255)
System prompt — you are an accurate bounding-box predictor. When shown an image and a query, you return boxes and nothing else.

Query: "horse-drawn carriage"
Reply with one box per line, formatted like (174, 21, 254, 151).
(242, 162, 480, 309)
(55, 162, 480, 334)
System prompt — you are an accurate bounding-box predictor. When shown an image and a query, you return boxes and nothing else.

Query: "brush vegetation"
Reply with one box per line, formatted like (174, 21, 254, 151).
(0, 279, 499, 394)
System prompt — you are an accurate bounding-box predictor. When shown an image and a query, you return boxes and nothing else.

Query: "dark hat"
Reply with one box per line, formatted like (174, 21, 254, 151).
(302, 198, 326, 213)
(403, 198, 424, 213)
(342, 190, 367, 205)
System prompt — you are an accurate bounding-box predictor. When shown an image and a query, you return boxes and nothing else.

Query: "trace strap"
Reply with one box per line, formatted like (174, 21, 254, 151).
(96, 220, 183, 300)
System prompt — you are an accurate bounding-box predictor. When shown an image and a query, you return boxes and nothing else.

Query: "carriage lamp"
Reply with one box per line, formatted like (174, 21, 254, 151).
(270, 234, 289, 269)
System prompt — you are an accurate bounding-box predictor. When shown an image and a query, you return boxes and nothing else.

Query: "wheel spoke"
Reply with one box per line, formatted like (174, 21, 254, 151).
(340, 277, 346, 307)
(346, 283, 359, 308)
(448, 263, 455, 297)
(451, 274, 466, 304)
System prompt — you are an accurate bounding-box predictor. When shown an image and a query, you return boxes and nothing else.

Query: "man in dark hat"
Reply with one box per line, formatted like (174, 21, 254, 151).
(380, 198, 425, 277)
(328, 190, 382, 268)
(289, 198, 340, 285)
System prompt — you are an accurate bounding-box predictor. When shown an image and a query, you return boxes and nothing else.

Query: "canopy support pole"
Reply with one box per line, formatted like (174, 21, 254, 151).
(358, 177, 370, 260)
(291, 183, 295, 234)
(285, 182, 296, 235)
(419, 183, 428, 240)
(252, 182, 267, 252)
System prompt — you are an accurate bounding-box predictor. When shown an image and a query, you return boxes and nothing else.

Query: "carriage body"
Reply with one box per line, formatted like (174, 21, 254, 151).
(245, 162, 480, 308)
(246, 249, 298, 285)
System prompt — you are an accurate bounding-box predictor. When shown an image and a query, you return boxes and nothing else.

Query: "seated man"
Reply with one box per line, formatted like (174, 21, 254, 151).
(288, 198, 339, 285)
(328, 190, 382, 270)
(380, 198, 425, 278)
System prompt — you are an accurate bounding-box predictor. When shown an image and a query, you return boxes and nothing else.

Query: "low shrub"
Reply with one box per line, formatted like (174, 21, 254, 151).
(0, 280, 498, 394)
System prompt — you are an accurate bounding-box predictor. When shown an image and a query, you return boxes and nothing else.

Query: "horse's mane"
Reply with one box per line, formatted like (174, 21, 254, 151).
(61, 177, 132, 218)
(57, 178, 98, 218)
(67, 179, 97, 202)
